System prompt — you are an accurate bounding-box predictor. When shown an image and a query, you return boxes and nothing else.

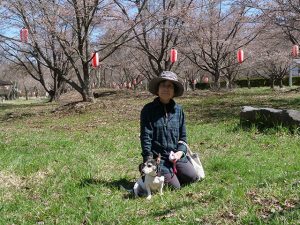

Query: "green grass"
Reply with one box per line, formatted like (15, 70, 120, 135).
(0, 88, 299, 224)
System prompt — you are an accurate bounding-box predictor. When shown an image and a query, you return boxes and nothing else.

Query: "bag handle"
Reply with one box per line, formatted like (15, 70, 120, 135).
(178, 140, 194, 156)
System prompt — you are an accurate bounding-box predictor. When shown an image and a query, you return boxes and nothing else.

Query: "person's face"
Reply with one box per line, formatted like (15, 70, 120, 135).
(158, 80, 175, 103)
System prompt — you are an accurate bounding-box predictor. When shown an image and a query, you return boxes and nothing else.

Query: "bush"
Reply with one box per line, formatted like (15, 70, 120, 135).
(195, 77, 300, 89)
(236, 77, 300, 88)
(196, 83, 210, 90)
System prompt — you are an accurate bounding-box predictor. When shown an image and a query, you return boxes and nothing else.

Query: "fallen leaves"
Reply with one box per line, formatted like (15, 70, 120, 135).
(247, 189, 299, 219)
(154, 209, 177, 221)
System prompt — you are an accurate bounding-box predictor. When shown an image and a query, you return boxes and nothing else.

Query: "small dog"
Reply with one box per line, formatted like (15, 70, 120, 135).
(133, 156, 164, 200)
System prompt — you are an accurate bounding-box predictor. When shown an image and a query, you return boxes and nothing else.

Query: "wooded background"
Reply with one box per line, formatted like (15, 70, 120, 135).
(0, 0, 299, 102)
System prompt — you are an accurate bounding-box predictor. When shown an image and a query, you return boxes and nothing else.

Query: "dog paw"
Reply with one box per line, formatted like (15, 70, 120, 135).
(158, 176, 165, 182)
(146, 195, 152, 200)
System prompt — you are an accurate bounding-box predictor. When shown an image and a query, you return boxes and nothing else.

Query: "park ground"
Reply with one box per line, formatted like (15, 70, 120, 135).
(0, 87, 299, 224)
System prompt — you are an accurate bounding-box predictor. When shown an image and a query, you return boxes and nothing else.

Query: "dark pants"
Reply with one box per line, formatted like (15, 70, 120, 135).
(162, 158, 199, 189)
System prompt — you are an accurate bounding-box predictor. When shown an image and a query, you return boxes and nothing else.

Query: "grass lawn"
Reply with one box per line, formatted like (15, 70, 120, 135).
(0, 87, 299, 224)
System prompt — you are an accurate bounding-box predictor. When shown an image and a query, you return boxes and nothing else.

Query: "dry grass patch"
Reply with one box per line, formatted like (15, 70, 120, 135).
(0, 171, 25, 189)
(0, 168, 53, 190)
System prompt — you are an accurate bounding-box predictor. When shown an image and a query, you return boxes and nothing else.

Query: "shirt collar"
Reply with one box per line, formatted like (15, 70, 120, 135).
(153, 97, 176, 112)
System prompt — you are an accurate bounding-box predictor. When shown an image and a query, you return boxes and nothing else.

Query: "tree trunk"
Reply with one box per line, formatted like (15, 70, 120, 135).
(83, 74, 94, 101)
(96, 69, 101, 88)
(46, 75, 67, 102)
(80, 62, 95, 102)
(52, 80, 67, 101)
(212, 73, 220, 90)
(192, 83, 196, 91)
(225, 80, 229, 89)
(48, 90, 55, 102)
(81, 86, 94, 102)
(228, 80, 234, 90)
(247, 77, 251, 89)
(279, 79, 283, 88)
(271, 79, 275, 89)
(24, 86, 29, 100)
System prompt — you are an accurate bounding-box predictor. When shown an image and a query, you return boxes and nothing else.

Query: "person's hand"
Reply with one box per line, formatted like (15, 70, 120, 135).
(174, 151, 183, 161)
(169, 151, 183, 162)
(169, 151, 176, 162)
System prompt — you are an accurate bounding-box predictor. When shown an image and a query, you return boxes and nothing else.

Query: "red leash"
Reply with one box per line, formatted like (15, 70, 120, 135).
(169, 151, 177, 174)
(173, 160, 177, 174)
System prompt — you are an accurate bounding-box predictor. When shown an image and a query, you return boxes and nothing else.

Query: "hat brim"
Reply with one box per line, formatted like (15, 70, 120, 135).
(148, 77, 184, 97)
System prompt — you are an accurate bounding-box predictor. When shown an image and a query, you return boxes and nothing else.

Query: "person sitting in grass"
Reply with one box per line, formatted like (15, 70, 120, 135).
(140, 71, 199, 189)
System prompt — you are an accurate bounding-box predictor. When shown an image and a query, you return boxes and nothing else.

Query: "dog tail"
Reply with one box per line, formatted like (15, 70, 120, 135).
(119, 185, 133, 193)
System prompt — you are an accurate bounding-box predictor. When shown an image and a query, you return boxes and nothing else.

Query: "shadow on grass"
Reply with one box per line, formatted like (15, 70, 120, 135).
(0, 101, 52, 121)
(1, 111, 40, 122)
(93, 91, 117, 98)
(149, 198, 201, 221)
(79, 177, 135, 189)
(186, 103, 244, 123)
(268, 98, 300, 109)
(79, 177, 136, 199)
(185, 95, 300, 124)
(231, 123, 300, 135)
(0, 102, 50, 110)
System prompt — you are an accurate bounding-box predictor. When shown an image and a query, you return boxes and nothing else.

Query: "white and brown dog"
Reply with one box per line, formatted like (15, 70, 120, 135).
(133, 156, 164, 200)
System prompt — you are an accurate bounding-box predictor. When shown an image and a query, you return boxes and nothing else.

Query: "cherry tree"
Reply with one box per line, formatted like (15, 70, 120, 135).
(117, 0, 196, 81)
(0, 0, 148, 102)
(184, 0, 263, 89)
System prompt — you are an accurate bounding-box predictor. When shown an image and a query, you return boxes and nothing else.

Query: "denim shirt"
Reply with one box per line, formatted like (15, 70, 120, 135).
(140, 97, 188, 174)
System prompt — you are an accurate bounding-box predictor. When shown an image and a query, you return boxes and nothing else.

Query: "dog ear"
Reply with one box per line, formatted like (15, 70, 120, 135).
(138, 162, 144, 175)
(156, 153, 161, 164)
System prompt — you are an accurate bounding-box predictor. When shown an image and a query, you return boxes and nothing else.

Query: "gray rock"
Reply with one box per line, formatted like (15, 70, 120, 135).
(240, 106, 300, 128)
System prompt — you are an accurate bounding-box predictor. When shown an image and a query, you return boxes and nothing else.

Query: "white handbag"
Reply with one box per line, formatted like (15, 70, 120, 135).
(178, 141, 205, 180)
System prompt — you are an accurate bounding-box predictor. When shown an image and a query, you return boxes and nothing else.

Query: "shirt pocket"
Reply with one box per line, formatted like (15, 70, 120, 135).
(167, 124, 179, 145)
(152, 119, 166, 143)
